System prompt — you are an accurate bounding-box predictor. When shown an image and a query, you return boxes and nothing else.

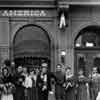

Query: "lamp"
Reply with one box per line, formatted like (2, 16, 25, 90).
(60, 51, 66, 65)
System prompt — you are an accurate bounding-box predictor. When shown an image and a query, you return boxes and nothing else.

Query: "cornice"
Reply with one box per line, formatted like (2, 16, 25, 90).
(58, 1, 100, 6)
(0, 0, 57, 8)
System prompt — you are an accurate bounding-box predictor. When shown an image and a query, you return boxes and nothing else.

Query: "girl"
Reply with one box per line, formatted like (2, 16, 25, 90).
(77, 69, 90, 100)
(64, 67, 76, 100)
(30, 69, 38, 100)
(23, 67, 32, 100)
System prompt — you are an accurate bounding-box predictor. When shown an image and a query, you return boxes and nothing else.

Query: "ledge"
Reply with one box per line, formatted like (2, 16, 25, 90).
(0, 0, 57, 8)
(59, 1, 100, 6)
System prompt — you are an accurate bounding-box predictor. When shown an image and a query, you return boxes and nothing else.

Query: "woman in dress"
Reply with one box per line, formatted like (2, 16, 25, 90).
(77, 69, 90, 100)
(89, 67, 100, 100)
(23, 67, 32, 100)
(30, 69, 38, 100)
(64, 67, 76, 100)
(0, 67, 15, 100)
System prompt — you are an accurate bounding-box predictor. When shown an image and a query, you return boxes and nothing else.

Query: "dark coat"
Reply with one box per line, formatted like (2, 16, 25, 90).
(36, 72, 55, 100)
(55, 71, 65, 100)
(14, 72, 25, 100)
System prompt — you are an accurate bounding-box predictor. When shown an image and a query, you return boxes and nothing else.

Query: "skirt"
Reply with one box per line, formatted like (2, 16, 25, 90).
(1, 94, 13, 100)
(96, 92, 100, 100)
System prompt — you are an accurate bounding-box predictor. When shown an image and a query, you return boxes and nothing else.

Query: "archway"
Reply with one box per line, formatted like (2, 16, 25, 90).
(13, 24, 51, 70)
(74, 25, 100, 76)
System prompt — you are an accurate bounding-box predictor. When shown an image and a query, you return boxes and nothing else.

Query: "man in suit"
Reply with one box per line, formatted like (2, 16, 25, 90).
(14, 66, 25, 100)
(55, 64, 65, 100)
(37, 63, 54, 100)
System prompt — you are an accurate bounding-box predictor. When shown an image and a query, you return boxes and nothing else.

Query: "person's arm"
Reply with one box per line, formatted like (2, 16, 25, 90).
(36, 75, 43, 89)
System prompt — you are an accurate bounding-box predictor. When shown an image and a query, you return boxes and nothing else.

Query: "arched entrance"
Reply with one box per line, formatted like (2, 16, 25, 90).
(13, 24, 51, 70)
(74, 25, 100, 76)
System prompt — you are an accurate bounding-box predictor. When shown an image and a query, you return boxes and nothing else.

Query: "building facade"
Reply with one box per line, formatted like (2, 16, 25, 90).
(0, 0, 100, 74)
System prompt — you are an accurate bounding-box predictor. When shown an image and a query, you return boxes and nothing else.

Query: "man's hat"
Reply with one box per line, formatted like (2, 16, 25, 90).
(41, 63, 48, 68)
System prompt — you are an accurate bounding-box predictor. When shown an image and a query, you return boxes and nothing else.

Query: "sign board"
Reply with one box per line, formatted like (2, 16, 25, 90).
(0, 10, 46, 17)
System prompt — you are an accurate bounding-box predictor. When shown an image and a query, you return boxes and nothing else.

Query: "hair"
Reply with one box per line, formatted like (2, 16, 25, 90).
(65, 67, 71, 70)
(2, 67, 9, 76)
(92, 66, 97, 69)
(4, 59, 11, 67)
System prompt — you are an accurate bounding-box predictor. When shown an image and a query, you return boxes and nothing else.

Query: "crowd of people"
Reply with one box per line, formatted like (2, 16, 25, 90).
(0, 60, 100, 100)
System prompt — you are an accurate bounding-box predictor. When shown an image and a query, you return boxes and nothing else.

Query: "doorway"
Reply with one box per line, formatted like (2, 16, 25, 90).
(13, 24, 51, 70)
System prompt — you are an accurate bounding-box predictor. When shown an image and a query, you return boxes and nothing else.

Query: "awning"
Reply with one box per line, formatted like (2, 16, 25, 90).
(13, 25, 50, 58)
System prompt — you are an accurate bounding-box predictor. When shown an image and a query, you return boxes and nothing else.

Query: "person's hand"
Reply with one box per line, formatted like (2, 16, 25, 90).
(19, 78, 23, 82)
(63, 83, 66, 87)
(0, 84, 4, 88)
(42, 85, 47, 91)
(49, 91, 54, 94)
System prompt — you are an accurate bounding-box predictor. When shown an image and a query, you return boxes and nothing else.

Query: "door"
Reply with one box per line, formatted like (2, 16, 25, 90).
(75, 48, 100, 76)
(13, 24, 51, 70)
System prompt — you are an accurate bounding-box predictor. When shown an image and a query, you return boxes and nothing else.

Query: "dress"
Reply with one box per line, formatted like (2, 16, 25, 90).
(1, 74, 15, 100)
(65, 75, 76, 100)
(30, 75, 37, 100)
(77, 75, 90, 100)
(89, 73, 100, 100)
(23, 75, 33, 100)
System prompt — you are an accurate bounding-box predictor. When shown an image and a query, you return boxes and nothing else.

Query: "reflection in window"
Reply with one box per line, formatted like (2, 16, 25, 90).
(75, 26, 100, 48)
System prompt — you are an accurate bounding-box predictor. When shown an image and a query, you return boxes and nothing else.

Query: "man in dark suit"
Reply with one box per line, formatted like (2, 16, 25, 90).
(14, 66, 25, 100)
(37, 63, 54, 100)
(55, 64, 65, 100)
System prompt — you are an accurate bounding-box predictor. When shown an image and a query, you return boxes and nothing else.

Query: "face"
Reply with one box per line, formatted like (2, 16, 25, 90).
(92, 67, 97, 74)
(23, 67, 27, 73)
(56, 65, 61, 72)
(66, 69, 71, 75)
(3, 69, 8, 76)
(42, 67, 47, 73)
(78, 70, 84, 76)
(17, 66, 23, 73)
(30, 70, 34, 75)
(36, 68, 39, 74)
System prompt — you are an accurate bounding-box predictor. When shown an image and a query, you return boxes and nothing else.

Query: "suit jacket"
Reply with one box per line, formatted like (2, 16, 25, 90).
(36, 72, 55, 92)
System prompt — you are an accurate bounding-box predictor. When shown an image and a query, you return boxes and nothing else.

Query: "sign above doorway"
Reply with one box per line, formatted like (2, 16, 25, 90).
(0, 10, 46, 17)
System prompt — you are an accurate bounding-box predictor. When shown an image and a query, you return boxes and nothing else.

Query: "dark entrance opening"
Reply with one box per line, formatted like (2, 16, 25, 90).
(13, 24, 51, 70)
(74, 25, 100, 76)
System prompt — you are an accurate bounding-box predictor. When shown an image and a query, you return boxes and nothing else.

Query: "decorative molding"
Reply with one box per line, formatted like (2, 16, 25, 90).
(0, 0, 57, 8)
(59, 1, 100, 6)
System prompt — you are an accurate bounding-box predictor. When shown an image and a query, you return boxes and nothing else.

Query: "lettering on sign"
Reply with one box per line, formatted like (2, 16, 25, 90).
(0, 10, 46, 17)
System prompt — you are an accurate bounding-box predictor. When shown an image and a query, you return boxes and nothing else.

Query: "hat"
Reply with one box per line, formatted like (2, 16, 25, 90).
(41, 63, 48, 68)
